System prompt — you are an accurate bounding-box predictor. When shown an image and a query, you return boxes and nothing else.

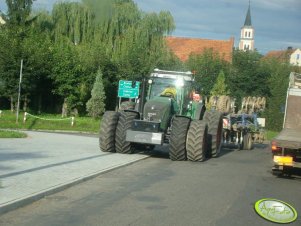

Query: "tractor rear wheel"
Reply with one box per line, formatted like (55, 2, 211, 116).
(169, 117, 190, 161)
(99, 111, 119, 152)
(186, 120, 208, 162)
(203, 111, 223, 157)
(115, 111, 138, 154)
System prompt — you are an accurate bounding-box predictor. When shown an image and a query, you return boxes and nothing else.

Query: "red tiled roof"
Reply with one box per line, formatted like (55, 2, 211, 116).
(165, 36, 234, 63)
(263, 49, 295, 62)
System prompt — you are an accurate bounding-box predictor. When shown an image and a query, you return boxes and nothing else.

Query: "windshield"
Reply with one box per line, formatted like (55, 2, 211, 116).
(148, 78, 177, 100)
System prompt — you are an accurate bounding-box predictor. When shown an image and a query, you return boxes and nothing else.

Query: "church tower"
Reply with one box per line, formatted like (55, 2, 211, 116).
(239, 2, 254, 51)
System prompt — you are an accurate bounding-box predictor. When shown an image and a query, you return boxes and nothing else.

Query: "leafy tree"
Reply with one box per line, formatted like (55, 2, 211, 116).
(210, 70, 230, 96)
(186, 49, 230, 96)
(229, 50, 268, 98)
(0, 0, 37, 110)
(4, 0, 36, 26)
(51, 41, 84, 114)
(86, 69, 106, 118)
(262, 59, 291, 131)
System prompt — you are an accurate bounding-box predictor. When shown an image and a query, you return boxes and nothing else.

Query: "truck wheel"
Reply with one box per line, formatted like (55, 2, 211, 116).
(186, 120, 208, 162)
(242, 133, 252, 150)
(115, 111, 138, 154)
(169, 117, 190, 161)
(203, 111, 223, 158)
(99, 111, 120, 152)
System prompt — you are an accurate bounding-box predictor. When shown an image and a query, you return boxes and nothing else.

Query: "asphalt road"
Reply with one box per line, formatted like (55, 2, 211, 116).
(0, 143, 300, 226)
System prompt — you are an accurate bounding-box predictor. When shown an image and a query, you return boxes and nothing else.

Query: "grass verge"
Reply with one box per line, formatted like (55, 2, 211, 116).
(0, 110, 100, 133)
(266, 130, 278, 141)
(0, 130, 27, 138)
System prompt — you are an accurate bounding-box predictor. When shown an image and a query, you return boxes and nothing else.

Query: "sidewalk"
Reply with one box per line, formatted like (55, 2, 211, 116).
(0, 131, 149, 214)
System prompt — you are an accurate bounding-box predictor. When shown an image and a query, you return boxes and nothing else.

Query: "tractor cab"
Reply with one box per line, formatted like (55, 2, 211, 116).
(145, 69, 194, 119)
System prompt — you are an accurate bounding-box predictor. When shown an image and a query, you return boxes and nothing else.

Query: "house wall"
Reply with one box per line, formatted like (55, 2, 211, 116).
(0, 16, 5, 25)
(290, 49, 301, 66)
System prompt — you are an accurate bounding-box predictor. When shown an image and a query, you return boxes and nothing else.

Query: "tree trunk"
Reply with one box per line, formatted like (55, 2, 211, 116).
(23, 96, 29, 112)
(62, 98, 68, 117)
(38, 95, 42, 114)
(10, 96, 14, 112)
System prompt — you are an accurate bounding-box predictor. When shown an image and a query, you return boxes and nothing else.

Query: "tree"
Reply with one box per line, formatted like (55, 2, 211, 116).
(86, 69, 106, 118)
(4, 0, 36, 26)
(0, 0, 36, 111)
(186, 49, 230, 96)
(262, 59, 291, 131)
(210, 70, 230, 96)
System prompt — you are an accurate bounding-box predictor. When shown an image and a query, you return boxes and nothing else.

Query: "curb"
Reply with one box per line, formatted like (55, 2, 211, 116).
(0, 155, 149, 215)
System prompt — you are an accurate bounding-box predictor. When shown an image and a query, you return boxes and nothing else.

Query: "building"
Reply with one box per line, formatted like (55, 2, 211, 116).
(239, 3, 254, 51)
(165, 36, 234, 63)
(264, 48, 301, 66)
(0, 16, 5, 25)
(290, 48, 301, 66)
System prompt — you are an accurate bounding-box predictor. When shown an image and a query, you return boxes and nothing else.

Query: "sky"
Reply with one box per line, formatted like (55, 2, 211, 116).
(0, 0, 300, 54)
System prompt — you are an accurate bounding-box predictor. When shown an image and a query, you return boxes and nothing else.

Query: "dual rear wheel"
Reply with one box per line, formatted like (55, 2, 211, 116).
(169, 111, 222, 162)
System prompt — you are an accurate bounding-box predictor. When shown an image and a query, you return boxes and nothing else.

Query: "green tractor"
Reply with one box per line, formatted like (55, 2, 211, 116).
(99, 69, 223, 161)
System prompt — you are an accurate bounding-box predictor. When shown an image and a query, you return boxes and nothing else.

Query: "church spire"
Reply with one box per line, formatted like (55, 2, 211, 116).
(244, 1, 252, 26)
(239, 1, 255, 51)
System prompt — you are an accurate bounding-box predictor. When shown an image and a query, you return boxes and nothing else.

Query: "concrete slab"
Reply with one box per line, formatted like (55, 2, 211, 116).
(0, 131, 148, 214)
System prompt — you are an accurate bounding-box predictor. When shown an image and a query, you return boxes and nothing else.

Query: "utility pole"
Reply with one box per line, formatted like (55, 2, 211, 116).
(16, 59, 23, 124)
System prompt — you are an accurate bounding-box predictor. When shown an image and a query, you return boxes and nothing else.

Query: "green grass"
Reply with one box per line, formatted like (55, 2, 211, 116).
(0, 110, 100, 133)
(266, 130, 278, 141)
(0, 130, 27, 138)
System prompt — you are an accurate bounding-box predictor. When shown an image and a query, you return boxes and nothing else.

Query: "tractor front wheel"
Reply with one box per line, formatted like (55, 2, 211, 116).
(115, 111, 138, 154)
(99, 111, 120, 152)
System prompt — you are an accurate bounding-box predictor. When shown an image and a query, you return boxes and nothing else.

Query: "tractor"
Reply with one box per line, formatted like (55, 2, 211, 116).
(99, 69, 223, 161)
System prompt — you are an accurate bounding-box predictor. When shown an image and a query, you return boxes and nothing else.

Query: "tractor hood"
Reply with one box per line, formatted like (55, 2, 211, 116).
(143, 97, 172, 131)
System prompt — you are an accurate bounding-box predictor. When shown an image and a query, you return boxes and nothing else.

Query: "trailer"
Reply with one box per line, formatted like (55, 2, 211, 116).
(272, 72, 301, 175)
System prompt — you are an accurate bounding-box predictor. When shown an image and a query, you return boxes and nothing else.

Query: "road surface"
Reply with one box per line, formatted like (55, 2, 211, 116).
(0, 143, 300, 226)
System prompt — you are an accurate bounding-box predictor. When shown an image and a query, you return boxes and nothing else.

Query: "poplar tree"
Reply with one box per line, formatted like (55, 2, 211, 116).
(210, 70, 230, 96)
(86, 69, 106, 118)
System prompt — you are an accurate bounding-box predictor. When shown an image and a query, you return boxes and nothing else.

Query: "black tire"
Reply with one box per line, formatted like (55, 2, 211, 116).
(99, 111, 120, 152)
(169, 117, 190, 161)
(203, 111, 223, 157)
(186, 120, 208, 162)
(115, 111, 138, 154)
(242, 133, 252, 150)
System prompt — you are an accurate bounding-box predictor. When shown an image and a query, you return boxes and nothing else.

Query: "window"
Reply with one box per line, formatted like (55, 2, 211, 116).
(249, 32, 251, 37)
(297, 54, 300, 60)
(245, 31, 247, 37)
(244, 44, 249, 50)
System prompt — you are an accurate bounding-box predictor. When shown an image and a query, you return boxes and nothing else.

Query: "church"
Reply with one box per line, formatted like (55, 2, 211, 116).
(165, 2, 255, 63)
(239, 2, 255, 51)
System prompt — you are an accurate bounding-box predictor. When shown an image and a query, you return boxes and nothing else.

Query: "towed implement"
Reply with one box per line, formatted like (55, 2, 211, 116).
(208, 95, 266, 150)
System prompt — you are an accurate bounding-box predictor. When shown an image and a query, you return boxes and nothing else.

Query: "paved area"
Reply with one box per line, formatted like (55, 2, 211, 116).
(0, 131, 148, 214)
